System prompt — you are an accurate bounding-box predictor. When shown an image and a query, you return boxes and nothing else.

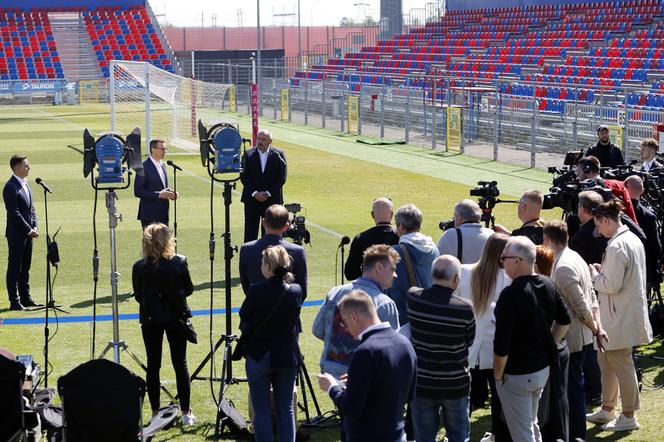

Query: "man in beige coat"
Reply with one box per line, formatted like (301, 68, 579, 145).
(587, 200, 653, 432)
(544, 221, 602, 441)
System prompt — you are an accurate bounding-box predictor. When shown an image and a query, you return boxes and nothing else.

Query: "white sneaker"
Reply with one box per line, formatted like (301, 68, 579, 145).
(181, 411, 196, 426)
(586, 409, 616, 424)
(480, 432, 495, 442)
(602, 414, 640, 431)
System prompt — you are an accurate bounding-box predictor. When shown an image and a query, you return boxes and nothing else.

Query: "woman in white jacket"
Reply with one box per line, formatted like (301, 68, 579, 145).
(455, 233, 511, 442)
(587, 199, 653, 432)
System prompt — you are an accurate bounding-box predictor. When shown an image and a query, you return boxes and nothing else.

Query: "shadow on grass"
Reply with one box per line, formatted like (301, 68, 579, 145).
(193, 278, 242, 292)
(586, 424, 639, 440)
(70, 292, 134, 309)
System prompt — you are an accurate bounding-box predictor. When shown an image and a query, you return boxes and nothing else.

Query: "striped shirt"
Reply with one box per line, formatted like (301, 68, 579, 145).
(407, 284, 475, 400)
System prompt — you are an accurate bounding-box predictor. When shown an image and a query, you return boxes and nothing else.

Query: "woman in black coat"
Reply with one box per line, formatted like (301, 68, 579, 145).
(239, 245, 302, 442)
(132, 223, 195, 425)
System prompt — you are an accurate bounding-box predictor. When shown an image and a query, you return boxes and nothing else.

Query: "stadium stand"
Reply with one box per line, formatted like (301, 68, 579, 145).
(293, 0, 664, 114)
(0, 4, 174, 81)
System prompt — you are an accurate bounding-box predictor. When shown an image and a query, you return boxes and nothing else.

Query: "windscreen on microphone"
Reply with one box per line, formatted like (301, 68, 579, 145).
(36, 177, 43, 184)
(340, 236, 351, 246)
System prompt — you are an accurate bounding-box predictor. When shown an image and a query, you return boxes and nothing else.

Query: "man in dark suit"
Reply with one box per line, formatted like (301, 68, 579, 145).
(134, 139, 177, 228)
(3, 155, 39, 311)
(344, 197, 399, 281)
(240, 129, 287, 243)
(239, 204, 307, 300)
(318, 289, 416, 442)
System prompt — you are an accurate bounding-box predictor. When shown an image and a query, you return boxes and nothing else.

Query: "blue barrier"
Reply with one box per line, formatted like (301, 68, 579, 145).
(0, 79, 67, 94)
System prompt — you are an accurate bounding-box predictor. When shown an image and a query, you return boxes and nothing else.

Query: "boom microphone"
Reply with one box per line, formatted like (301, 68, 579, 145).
(338, 236, 351, 248)
(35, 177, 52, 193)
(166, 160, 183, 171)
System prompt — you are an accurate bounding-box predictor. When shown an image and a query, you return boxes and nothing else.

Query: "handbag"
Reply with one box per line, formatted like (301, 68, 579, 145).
(158, 289, 197, 344)
(231, 284, 289, 361)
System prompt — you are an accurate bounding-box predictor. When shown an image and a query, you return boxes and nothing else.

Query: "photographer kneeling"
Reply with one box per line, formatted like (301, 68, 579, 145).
(437, 199, 493, 264)
(493, 190, 546, 245)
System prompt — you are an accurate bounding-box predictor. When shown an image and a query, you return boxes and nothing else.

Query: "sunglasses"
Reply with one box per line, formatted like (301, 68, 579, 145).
(499, 255, 521, 262)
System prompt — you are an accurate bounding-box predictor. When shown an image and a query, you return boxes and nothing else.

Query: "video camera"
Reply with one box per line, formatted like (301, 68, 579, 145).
(439, 181, 508, 229)
(283, 203, 311, 246)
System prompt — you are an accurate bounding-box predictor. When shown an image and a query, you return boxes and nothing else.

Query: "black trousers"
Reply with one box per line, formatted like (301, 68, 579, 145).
(141, 322, 191, 412)
(6, 235, 32, 304)
(243, 201, 269, 243)
(471, 367, 510, 440)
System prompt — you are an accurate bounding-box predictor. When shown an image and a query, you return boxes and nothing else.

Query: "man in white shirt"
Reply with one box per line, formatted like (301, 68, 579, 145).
(639, 138, 663, 172)
(437, 199, 493, 263)
(134, 139, 177, 228)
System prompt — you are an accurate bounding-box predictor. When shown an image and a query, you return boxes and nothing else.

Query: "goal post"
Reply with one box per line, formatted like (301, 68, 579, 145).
(109, 60, 232, 150)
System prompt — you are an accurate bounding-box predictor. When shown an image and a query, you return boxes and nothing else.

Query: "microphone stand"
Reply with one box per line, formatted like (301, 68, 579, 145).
(340, 241, 347, 285)
(169, 163, 178, 253)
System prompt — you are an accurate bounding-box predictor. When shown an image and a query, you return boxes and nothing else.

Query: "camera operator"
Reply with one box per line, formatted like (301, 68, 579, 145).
(437, 199, 493, 264)
(344, 197, 399, 281)
(575, 156, 638, 223)
(493, 190, 546, 245)
(571, 191, 609, 265)
(585, 125, 625, 169)
(624, 175, 661, 285)
(239, 204, 307, 301)
(639, 138, 663, 172)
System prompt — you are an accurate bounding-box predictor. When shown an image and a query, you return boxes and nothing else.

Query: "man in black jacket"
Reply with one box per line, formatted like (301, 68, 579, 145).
(318, 290, 416, 442)
(344, 197, 399, 281)
(585, 125, 625, 169)
(240, 129, 287, 243)
(639, 138, 664, 172)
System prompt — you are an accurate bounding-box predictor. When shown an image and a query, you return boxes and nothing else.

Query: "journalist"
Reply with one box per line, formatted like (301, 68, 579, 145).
(639, 138, 663, 172)
(455, 233, 511, 442)
(391, 204, 439, 325)
(437, 199, 493, 264)
(544, 221, 601, 442)
(344, 197, 399, 281)
(132, 223, 195, 425)
(239, 245, 302, 442)
(586, 200, 653, 432)
(493, 190, 546, 245)
(493, 236, 570, 442)
(585, 125, 625, 169)
(134, 139, 177, 228)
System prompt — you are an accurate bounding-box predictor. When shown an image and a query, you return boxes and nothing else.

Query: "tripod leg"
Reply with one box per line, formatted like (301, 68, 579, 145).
(189, 336, 226, 381)
(300, 363, 322, 416)
(214, 340, 231, 438)
(297, 368, 311, 423)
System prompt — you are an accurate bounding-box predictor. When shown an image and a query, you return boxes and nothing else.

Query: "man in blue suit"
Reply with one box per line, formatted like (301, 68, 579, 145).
(3, 155, 39, 311)
(317, 289, 416, 442)
(239, 204, 307, 300)
(134, 139, 177, 228)
(240, 130, 287, 243)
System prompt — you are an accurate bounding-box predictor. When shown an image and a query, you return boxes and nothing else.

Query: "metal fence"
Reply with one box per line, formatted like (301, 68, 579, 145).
(218, 64, 664, 171)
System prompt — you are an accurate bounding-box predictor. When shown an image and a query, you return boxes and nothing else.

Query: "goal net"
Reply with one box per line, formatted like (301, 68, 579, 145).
(110, 60, 231, 150)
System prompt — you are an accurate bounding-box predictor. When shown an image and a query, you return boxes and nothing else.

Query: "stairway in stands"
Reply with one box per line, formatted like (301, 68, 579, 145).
(48, 12, 101, 81)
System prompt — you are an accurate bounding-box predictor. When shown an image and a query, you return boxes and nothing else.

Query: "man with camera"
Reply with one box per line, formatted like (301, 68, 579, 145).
(344, 197, 399, 281)
(640, 138, 664, 172)
(239, 204, 307, 300)
(240, 129, 288, 243)
(134, 139, 178, 229)
(437, 199, 493, 264)
(585, 125, 625, 169)
(493, 190, 546, 245)
(4, 154, 40, 311)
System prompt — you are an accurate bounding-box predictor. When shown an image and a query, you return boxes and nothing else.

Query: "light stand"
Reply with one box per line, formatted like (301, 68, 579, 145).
(167, 160, 180, 252)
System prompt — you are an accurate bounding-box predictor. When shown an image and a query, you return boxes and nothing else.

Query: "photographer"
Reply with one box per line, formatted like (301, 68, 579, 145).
(239, 204, 307, 301)
(640, 138, 663, 172)
(493, 190, 546, 245)
(575, 156, 638, 223)
(344, 197, 399, 281)
(585, 125, 625, 169)
(570, 191, 608, 265)
(625, 175, 661, 285)
(437, 199, 493, 264)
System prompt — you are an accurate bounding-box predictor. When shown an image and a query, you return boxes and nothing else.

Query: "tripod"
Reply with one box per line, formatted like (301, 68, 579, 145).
(32, 183, 68, 388)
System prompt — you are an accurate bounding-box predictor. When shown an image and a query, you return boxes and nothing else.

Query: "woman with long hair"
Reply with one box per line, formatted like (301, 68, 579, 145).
(132, 223, 195, 425)
(455, 233, 511, 442)
(239, 245, 303, 442)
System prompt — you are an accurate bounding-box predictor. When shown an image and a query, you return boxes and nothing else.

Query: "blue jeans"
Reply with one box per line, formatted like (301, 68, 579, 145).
(568, 344, 592, 441)
(410, 395, 470, 442)
(246, 352, 298, 442)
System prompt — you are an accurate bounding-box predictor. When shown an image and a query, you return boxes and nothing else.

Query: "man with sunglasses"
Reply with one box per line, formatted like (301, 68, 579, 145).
(134, 139, 178, 229)
(493, 236, 570, 442)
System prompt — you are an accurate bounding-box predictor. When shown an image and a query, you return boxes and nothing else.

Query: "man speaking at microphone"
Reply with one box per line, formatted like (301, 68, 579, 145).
(240, 129, 287, 243)
(134, 139, 178, 229)
(3, 154, 39, 311)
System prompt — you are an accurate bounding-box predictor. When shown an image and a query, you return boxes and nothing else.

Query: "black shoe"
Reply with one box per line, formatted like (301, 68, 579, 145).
(10, 302, 26, 311)
(20, 297, 39, 307)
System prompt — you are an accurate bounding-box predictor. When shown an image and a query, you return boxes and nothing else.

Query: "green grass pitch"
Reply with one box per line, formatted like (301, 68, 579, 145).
(0, 104, 661, 441)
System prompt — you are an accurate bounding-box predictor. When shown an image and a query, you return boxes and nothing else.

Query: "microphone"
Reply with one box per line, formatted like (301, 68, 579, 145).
(35, 177, 52, 193)
(338, 236, 351, 248)
(166, 160, 183, 171)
